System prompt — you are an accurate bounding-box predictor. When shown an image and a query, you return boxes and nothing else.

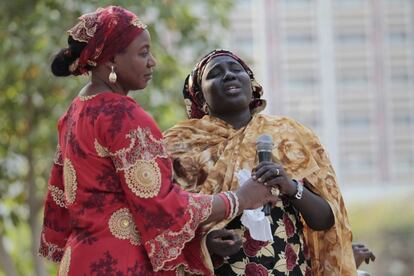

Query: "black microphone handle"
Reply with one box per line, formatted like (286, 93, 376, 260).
(258, 150, 273, 216)
(258, 151, 272, 163)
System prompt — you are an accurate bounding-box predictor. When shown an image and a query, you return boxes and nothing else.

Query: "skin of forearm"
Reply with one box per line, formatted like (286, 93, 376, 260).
(201, 195, 227, 225)
(291, 185, 334, 231)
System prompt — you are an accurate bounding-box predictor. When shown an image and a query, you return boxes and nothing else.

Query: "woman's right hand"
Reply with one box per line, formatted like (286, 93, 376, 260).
(235, 177, 278, 211)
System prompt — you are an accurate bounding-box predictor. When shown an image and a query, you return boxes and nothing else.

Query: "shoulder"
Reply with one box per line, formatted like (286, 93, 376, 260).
(164, 118, 202, 136)
(255, 114, 319, 141)
(92, 94, 147, 120)
(94, 94, 161, 139)
(256, 114, 305, 128)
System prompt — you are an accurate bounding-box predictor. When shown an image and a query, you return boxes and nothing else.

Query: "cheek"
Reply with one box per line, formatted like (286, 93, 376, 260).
(203, 82, 222, 103)
(242, 78, 253, 97)
(129, 58, 146, 74)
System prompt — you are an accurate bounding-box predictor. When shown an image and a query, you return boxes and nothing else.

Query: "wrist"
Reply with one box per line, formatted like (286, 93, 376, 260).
(235, 190, 246, 212)
(289, 179, 304, 200)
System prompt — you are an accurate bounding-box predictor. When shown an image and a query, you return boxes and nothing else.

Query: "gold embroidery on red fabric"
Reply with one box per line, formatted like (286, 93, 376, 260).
(38, 233, 65, 263)
(68, 58, 80, 73)
(78, 94, 98, 101)
(87, 59, 97, 67)
(124, 160, 161, 198)
(58, 246, 71, 276)
(131, 17, 147, 29)
(109, 208, 141, 245)
(110, 127, 168, 171)
(94, 139, 110, 157)
(67, 11, 99, 42)
(53, 144, 64, 166)
(63, 159, 77, 205)
(48, 184, 66, 208)
(146, 195, 213, 272)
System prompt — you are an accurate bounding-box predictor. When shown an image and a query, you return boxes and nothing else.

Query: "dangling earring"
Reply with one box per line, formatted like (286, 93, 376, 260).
(109, 65, 117, 83)
(202, 102, 210, 114)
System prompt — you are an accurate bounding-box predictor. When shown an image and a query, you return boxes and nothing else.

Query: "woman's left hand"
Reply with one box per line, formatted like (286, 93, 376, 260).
(206, 229, 242, 257)
(252, 161, 297, 197)
(352, 243, 376, 268)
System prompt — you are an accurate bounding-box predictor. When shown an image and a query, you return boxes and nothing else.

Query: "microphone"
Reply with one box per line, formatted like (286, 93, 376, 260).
(256, 134, 276, 216)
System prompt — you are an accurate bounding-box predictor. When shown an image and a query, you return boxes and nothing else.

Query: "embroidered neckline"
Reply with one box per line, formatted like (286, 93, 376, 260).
(78, 92, 129, 101)
(78, 94, 99, 101)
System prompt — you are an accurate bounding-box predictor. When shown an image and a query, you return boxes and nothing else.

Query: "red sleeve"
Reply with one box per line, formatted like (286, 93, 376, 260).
(38, 145, 71, 262)
(94, 97, 214, 274)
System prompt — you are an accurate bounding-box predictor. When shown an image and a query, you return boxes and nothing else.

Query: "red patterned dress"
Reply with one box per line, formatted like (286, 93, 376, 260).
(39, 92, 214, 275)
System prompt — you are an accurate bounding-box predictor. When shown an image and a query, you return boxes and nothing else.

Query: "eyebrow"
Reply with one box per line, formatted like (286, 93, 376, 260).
(208, 60, 241, 72)
(139, 44, 150, 51)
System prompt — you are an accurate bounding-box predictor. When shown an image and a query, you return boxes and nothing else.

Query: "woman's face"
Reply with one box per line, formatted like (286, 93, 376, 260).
(200, 55, 252, 115)
(114, 30, 156, 91)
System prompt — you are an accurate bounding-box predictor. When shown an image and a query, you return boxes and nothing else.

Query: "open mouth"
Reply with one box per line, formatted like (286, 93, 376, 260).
(223, 85, 241, 95)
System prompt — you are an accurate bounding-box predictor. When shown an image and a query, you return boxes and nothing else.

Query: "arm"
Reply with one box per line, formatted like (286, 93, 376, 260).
(288, 179, 334, 230)
(253, 162, 334, 230)
(38, 145, 71, 262)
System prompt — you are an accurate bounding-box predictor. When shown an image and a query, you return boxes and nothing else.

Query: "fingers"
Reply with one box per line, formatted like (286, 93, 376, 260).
(208, 229, 227, 239)
(264, 177, 282, 188)
(364, 253, 375, 264)
(352, 242, 375, 266)
(211, 229, 236, 239)
(266, 195, 279, 205)
(253, 162, 282, 179)
(352, 243, 365, 249)
(259, 170, 278, 183)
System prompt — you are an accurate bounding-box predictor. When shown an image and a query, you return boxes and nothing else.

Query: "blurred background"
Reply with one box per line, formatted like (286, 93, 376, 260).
(0, 0, 413, 275)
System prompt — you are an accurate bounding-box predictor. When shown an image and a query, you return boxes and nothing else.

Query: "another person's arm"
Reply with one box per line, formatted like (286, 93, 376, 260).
(353, 243, 376, 268)
(95, 98, 274, 273)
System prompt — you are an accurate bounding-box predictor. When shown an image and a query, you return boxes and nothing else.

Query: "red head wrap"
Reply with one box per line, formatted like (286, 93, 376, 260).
(67, 6, 146, 75)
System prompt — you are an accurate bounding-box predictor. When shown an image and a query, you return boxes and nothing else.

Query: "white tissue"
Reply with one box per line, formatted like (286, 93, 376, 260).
(236, 169, 274, 242)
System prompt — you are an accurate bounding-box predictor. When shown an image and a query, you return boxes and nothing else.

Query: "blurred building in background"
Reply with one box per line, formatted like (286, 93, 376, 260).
(222, 0, 414, 187)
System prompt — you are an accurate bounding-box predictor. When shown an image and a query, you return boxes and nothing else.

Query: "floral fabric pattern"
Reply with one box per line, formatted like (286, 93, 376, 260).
(164, 114, 357, 275)
(39, 93, 215, 275)
(212, 200, 310, 275)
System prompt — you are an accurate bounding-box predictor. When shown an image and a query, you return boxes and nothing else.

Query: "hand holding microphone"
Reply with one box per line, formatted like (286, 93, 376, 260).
(253, 134, 297, 215)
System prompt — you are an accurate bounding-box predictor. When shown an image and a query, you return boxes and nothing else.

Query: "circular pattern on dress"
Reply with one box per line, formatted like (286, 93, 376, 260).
(108, 208, 140, 245)
(58, 246, 71, 276)
(124, 160, 161, 198)
(63, 159, 77, 204)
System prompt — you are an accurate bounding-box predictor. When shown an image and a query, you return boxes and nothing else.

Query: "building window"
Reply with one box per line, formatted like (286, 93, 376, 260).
(335, 33, 367, 44)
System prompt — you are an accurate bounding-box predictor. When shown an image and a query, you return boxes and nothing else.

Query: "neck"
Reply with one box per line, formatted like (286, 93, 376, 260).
(210, 108, 252, 130)
(87, 73, 128, 96)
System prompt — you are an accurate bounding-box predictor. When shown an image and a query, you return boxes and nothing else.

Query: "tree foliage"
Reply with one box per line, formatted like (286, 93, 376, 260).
(0, 0, 232, 274)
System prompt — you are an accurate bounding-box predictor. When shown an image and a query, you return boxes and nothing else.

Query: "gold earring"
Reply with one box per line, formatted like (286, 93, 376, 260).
(109, 65, 117, 83)
(202, 102, 210, 114)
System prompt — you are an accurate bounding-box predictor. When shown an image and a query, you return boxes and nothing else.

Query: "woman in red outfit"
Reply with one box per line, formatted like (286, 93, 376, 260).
(39, 6, 278, 275)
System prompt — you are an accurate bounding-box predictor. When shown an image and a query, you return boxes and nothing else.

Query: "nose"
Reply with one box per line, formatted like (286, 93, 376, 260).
(223, 69, 236, 81)
(148, 53, 156, 68)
